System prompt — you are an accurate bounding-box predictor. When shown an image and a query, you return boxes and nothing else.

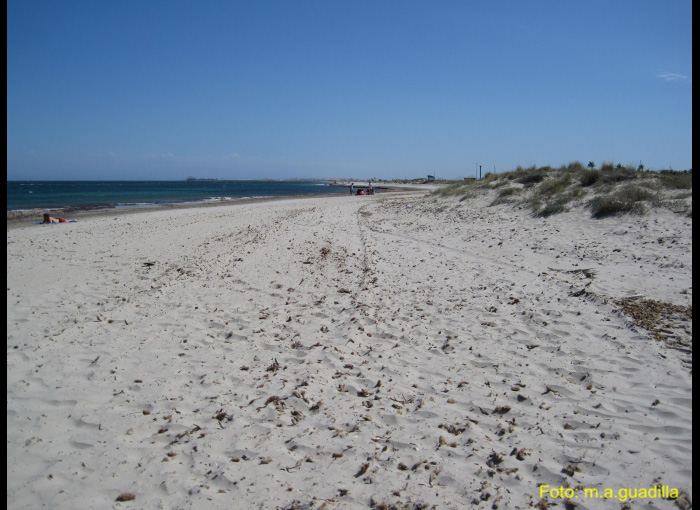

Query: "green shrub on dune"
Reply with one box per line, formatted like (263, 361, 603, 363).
(598, 165, 638, 185)
(588, 185, 657, 218)
(566, 161, 586, 173)
(658, 170, 692, 190)
(517, 171, 547, 186)
(578, 169, 600, 187)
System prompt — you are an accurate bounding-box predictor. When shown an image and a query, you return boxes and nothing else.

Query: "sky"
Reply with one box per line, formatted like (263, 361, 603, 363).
(7, 1, 693, 181)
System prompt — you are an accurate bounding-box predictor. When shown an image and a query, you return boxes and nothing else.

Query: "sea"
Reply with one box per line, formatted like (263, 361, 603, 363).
(7, 180, 350, 212)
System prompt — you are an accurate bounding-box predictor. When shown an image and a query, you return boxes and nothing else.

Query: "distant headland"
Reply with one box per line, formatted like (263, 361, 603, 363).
(185, 177, 330, 182)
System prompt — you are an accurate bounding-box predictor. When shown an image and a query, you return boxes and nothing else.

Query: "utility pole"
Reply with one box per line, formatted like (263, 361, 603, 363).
(479, 165, 482, 180)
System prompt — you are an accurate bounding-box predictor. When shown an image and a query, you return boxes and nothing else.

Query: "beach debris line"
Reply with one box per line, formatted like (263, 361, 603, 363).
(548, 267, 597, 279)
(614, 296, 692, 356)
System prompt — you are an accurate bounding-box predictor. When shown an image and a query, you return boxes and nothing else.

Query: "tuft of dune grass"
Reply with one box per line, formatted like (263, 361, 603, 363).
(538, 173, 572, 197)
(517, 171, 547, 186)
(533, 188, 587, 217)
(588, 185, 657, 218)
(597, 165, 638, 186)
(489, 186, 520, 206)
(433, 182, 472, 197)
(578, 169, 600, 187)
(534, 201, 568, 217)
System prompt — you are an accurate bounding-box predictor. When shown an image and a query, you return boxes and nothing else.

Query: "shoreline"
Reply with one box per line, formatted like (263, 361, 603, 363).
(6, 185, 434, 230)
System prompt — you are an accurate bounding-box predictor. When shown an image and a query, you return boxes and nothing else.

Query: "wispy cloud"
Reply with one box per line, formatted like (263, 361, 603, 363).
(144, 152, 176, 160)
(657, 71, 690, 82)
(143, 152, 243, 163)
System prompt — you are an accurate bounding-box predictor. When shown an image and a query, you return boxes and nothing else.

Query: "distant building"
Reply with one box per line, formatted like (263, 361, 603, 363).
(427, 175, 435, 181)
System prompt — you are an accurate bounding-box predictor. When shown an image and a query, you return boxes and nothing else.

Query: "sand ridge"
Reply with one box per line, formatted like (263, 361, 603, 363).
(7, 190, 692, 509)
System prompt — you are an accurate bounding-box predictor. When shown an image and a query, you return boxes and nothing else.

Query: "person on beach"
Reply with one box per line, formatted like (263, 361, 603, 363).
(42, 214, 68, 223)
(368, 182, 373, 195)
(350, 183, 354, 195)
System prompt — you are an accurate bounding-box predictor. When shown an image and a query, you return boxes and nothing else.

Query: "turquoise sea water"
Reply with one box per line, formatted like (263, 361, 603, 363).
(7, 180, 349, 211)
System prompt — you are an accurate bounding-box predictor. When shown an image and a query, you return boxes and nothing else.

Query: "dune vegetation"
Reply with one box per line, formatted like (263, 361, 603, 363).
(433, 162, 692, 218)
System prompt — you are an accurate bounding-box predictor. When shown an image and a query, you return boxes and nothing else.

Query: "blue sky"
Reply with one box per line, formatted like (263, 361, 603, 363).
(7, 1, 692, 180)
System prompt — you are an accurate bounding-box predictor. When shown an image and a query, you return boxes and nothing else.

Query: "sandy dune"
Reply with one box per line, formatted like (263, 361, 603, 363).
(7, 190, 692, 509)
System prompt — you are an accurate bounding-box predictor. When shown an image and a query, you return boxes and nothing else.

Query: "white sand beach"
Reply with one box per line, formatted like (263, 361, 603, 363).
(7, 188, 692, 509)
